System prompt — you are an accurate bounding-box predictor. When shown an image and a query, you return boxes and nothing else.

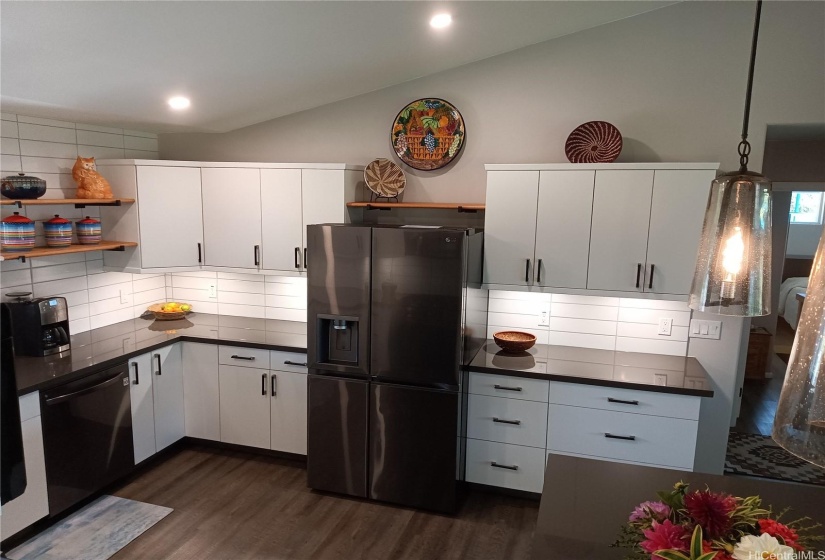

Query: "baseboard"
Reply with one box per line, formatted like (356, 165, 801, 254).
(465, 481, 541, 501)
(184, 437, 308, 463)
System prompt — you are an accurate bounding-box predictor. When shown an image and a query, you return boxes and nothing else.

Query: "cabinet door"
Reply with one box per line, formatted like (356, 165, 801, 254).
(587, 170, 654, 292)
(219, 365, 270, 449)
(483, 171, 539, 286)
(645, 170, 714, 295)
(201, 167, 262, 269)
(182, 342, 220, 441)
(269, 370, 307, 454)
(128, 352, 156, 464)
(151, 344, 185, 451)
(261, 169, 303, 273)
(534, 171, 594, 289)
(301, 169, 345, 243)
(136, 166, 204, 268)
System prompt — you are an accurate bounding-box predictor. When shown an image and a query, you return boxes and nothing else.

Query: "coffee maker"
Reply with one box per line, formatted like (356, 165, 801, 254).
(3, 296, 71, 356)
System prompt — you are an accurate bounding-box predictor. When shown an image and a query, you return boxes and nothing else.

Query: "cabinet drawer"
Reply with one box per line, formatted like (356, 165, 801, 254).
(270, 350, 308, 374)
(547, 381, 700, 420)
(19, 392, 41, 422)
(546, 404, 697, 470)
(219, 345, 271, 369)
(465, 439, 545, 494)
(467, 394, 547, 448)
(469, 372, 549, 402)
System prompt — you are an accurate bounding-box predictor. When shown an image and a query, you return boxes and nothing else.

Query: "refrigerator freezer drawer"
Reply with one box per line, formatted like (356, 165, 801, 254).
(307, 374, 369, 498)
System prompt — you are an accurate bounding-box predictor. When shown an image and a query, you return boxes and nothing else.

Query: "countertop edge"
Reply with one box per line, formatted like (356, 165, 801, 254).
(466, 364, 715, 398)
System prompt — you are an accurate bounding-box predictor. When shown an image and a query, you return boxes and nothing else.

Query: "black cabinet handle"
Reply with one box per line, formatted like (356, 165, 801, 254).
(492, 417, 521, 426)
(636, 263, 642, 288)
(197, 242, 202, 264)
(284, 360, 307, 367)
(231, 355, 255, 361)
(132, 362, 139, 385)
(304, 248, 308, 269)
(261, 373, 267, 396)
(648, 264, 655, 290)
(271, 373, 277, 397)
(254, 245, 260, 266)
(493, 384, 522, 392)
(537, 259, 542, 284)
(294, 247, 300, 269)
(605, 433, 636, 441)
(491, 461, 518, 471)
(154, 354, 162, 376)
(525, 259, 530, 282)
(608, 397, 639, 406)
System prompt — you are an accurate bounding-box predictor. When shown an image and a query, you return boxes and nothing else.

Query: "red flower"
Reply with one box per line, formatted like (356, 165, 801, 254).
(703, 540, 734, 560)
(640, 520, 689, 555)
(759, 518, 804, 551)
(684, 490, 736, 539)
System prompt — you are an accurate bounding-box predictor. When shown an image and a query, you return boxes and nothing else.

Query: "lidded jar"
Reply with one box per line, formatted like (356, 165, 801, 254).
(44, 215, 72, 248)
(76, 216, 101, 245)
(0, 173, 47, 200)
(1, 212, 35, 252)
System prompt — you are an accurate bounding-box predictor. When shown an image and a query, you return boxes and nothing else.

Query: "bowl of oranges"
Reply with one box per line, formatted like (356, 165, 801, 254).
(147, 302, 192, 321)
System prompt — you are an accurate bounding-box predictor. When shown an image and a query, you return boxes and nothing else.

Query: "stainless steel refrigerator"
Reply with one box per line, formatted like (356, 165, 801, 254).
(306, 224, 485, 513)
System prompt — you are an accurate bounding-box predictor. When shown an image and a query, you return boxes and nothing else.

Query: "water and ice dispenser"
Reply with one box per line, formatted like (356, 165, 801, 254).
(315, 315, 360, 366)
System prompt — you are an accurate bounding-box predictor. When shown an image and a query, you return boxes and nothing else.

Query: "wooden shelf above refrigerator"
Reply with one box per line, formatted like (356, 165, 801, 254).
(346, 202, 485, 213)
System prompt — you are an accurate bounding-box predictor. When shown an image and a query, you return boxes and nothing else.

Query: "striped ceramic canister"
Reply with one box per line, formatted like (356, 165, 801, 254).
(44, 215, 73, 248)
(76, 216, 102, 245)
(0, 212, 35, 252)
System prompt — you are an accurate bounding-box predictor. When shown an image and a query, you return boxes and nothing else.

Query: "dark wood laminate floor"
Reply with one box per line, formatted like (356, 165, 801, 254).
(111, 445, 538, 560)
(733, 363, 786, 436)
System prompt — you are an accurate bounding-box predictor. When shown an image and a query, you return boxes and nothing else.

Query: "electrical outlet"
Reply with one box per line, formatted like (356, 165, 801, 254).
(538, 306, 550, 327)
(119, 289, 129, 305)
(654, 373, 668, 386)
(657, 317, 673, 336)
(209, 284, 217, 298)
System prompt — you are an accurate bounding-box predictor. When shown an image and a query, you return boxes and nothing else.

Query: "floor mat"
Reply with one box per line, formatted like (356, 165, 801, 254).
(6, 495, 173, 560)
(725, 431, 825, 487)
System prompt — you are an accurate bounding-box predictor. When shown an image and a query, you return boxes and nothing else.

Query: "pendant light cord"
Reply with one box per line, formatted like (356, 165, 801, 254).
(739, 0, 763, 172)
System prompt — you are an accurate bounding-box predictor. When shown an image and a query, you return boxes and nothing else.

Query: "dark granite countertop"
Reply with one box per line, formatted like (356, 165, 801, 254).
(15, 313, 307, 395)
(468, 342, 713, 397)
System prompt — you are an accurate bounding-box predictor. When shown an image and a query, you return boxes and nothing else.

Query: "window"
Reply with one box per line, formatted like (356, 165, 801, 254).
(789, 191, 825, 224)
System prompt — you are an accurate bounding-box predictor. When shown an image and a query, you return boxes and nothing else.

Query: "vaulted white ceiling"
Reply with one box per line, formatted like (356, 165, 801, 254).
(1, 1, 674, 133)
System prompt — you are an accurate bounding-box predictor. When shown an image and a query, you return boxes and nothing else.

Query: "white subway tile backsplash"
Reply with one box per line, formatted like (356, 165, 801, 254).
(86, 259, 105, 275)
(264, 294, 306, 310)
(488, 298, 541, 315)
(1, 268, 32, 287)
(124, 135, 158, 152)
(29, 251, 86, 267)
(2, 137, 20, 155)
(124, 150, 160, 159)
(617, 323, 689, 342)
(217, 302, 265, 319)
(75, 123, 123, 135)
(70, 317, 91, 335)
(171, 287, 212, 302)
(1, 121, 19, 138)
(20, 156, 75, 174)
(266, 307, 307, 322)
(617, 308, 691, 327)
(488, 311, 542, 330)
(172, 275, 215, 290)
(551, 294, 621, 306)
(549, 317, 617, 337)
(19, 140, 78, 159)
(76, 130, 124, 148)
(218, 278, 266, 294)
(89, 308, 134, 330)
(217, 291, 265, 306)
(122, 129, 157, 139)
(31, 262, 87, 283)
(548, 331, 616, 351)
(619, 298, 691, 311)
(18, 123, 77, 144)
(89, 293, 133, 316)
(488, 290, 551, 303)
(77, 145, 125, 159)
(17, 116, 75, 128)
(1, 154, 22, 171)
(615, 337, 688, 356)
(69, 303, 90, 320)
(264, 281, 306, 297)
(87, 271, 134, 289)
(88, 281, 132, 303)
(1, 113, 18, 122)
(132, 287, 166, 306)
(551, 302, 619, 321)
(133, 275, 166, 293)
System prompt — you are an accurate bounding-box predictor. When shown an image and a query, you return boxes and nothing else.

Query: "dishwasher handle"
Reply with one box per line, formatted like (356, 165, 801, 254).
(45, 371, 126, 406)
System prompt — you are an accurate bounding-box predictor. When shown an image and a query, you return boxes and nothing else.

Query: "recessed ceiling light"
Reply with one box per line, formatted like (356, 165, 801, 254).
(168, 96, 191, 110)
(430, 13, 452, 29)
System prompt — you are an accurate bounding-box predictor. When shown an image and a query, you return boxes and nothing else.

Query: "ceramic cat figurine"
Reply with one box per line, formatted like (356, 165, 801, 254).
(72, 156, 113, 199)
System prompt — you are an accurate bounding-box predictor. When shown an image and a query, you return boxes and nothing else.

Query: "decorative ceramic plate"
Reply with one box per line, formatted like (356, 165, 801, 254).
(564, 121, 623, 163)
(391, 98, 465, 171)
(364, 158, 406, 198)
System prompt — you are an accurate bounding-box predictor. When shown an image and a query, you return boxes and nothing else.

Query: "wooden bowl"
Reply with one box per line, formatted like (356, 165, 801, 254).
(147, 303, 192, 321)
(493, 331, 537, 353)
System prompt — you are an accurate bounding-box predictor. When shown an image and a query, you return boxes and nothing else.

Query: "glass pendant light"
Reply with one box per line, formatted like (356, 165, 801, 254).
(689, 0, 773, 317)
(773, 223, 825, 467)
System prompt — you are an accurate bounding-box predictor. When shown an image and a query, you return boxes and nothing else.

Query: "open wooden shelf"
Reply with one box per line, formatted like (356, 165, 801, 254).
(1, 198, 135, 208)
(346, 202, 485, 212)
(0, 240, 138, 262)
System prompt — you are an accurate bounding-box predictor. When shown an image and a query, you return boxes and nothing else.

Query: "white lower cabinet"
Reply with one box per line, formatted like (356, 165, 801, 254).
(465, 439, 546, 494)
(269, 369, 307, 455)
(0, 393, 49, 539)
(219, 364, 271, 449)
(467, 394, 548, 449)
(129, 353, 156, 464)
(182, 343, 220, 441)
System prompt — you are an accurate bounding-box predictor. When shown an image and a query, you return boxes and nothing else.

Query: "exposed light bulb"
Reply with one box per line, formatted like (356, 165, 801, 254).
(722, 227, 745, 275)
(430, 13, 452, 29)
(168, 96, 191, 110)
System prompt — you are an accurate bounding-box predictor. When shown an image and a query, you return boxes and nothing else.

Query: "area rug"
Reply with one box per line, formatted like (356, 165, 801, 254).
(725, 431, 825, 486)
(6, 495, 173, 560)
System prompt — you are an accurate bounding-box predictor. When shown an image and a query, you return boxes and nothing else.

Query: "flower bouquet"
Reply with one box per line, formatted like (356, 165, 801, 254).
(613, 482, 822, 560)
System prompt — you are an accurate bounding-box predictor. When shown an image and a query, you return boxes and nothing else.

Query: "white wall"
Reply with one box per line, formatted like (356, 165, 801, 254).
(787, 222, 823, 258)
(160, 1, 825, 203)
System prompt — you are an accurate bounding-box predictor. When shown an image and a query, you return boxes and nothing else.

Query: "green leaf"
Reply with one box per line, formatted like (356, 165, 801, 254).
(653, 551, 690, 560)
(400, 107, 413, 120)
(696, 553, 719, 560)
(421, 116, 440, 130)
(690, 526, 704, 558)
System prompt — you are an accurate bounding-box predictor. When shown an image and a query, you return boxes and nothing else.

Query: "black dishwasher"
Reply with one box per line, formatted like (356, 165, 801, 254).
(40, 362, 134, 516)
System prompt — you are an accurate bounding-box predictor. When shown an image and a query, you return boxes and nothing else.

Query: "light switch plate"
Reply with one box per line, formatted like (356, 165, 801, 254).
(689, 319, 722, 340)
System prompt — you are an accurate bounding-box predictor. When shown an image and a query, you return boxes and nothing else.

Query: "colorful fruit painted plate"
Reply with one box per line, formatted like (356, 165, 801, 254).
(564, 121, 623, 163)
(391, 98, 465, 171)
(364, 158, 406, 198)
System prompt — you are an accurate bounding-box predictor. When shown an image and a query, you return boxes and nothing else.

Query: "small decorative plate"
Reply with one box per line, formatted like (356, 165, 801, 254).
(391, 98, 465, 171)
(364, 158, 406, 198)
(564, 121, 623, 163)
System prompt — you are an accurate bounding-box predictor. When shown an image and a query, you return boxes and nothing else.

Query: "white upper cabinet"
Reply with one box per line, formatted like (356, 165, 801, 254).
(136, 166, 204, 268)
(483, 170, 539, 286)
(201, 167, 263, 269)
(261, 169, 303, 272)
(534, 171, 594, 289)
(587, 170, 654, 292)
(645, 170, 714, 295)
(301, 169, 347, 238)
